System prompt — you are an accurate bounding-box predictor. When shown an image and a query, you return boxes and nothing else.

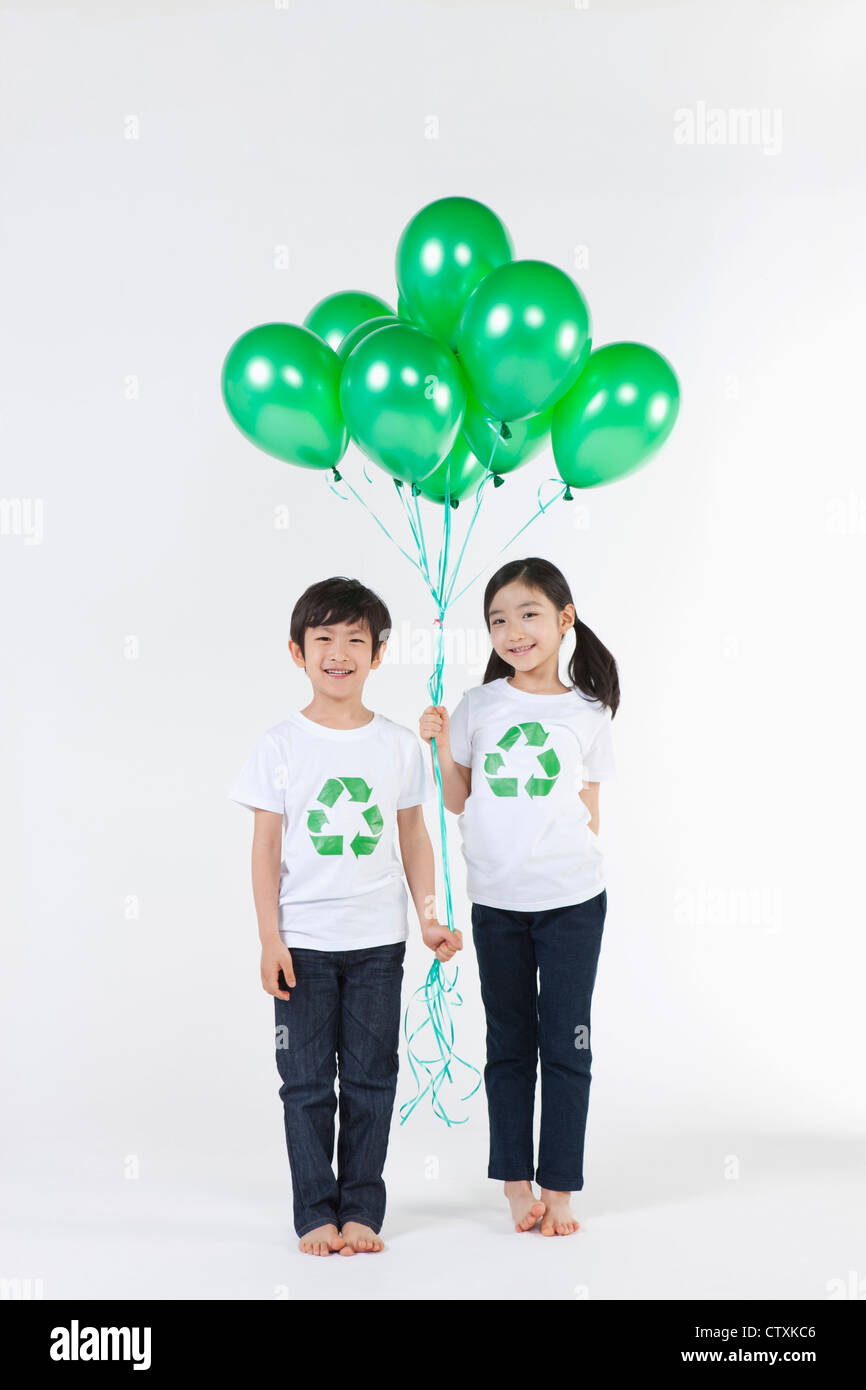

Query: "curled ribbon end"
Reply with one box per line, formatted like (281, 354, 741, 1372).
(400, 956, 482, 1126)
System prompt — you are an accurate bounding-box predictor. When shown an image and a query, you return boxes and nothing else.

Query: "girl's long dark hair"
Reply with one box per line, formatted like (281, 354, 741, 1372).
(481, 557, 620, 716)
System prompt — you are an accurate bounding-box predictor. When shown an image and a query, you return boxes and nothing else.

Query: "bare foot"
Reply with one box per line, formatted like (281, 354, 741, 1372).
(338, 1221, 384, 1255)
(504, 1180, 546, 1232)
(539, 1189, 579, 1236)
(298, 1223, 345, 1256)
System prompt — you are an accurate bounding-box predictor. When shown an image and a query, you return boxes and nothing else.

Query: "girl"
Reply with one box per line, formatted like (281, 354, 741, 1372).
(419, 556, 619, 1237)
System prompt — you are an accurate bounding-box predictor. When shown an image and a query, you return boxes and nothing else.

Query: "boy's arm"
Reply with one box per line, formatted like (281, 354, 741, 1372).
(396, 805, 462, 962)
(252, 809, 294, 997)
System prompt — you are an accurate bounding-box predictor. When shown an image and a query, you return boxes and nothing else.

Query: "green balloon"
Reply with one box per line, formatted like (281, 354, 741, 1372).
(304, 290, 394, 354)
(417, 435, 488, 506)
(337, 314, 401, 362)
(457, 259, 591, 422)
(462, 391, 555, 478)
(551, 342, 680, 488)
(222, 323, 348, 470)
(339, 323, 466, 486)
(396, 294, 415, 322)
(396, 196, 513, 348)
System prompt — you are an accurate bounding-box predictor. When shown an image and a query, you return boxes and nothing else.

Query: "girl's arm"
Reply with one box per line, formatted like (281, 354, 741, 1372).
(579, 781, 601, 835)
(397, 805, 462, 961)
(252, 808, 294, 998)
(418, 705, 471, 813)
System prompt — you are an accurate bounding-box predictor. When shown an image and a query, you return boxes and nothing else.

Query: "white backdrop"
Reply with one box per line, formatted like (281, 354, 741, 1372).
(2, 0, 865, 1301)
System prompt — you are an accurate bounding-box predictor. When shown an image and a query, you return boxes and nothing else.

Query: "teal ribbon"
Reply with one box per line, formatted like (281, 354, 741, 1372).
(328, 462, 425, 575)
(326, 432, 569, 1125)
(447, 475, 569, 606)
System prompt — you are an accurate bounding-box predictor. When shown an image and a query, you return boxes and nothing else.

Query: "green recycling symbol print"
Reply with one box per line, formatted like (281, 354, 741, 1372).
(306, 777, 384, 857)
(483, 722, 561, 799)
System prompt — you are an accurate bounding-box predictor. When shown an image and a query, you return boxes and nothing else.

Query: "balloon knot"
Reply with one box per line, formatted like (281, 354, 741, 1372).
(393, 477, 403, 489)
(493, 474, 505, 487)
(411, 482, 419, 496)
(500, 422, 512, 441)
(450, 498, 459, 509)
(332, 468, 342, 482)
(562, 485, 574, 501)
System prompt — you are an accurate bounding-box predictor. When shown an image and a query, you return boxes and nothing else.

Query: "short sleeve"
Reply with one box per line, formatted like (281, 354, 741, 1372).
(228, 729, 287, 813)
(581, 707, 616, 782)
(447, 691, 472, 768)
(397, 735, 436, 809)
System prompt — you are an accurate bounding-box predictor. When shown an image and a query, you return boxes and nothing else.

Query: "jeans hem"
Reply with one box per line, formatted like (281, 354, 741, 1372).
(337, 1211, 382, 1234)
(295, 1216, 340, 1239)
(535, 1172, 584, 1192)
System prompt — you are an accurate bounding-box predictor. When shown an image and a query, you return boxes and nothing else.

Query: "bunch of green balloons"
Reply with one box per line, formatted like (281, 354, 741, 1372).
(221, 196, 680, 502)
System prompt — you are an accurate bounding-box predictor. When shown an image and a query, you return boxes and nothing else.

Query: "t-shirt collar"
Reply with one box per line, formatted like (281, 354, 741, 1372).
(288, 710, 381, 740)
(498, 676, 576, 700)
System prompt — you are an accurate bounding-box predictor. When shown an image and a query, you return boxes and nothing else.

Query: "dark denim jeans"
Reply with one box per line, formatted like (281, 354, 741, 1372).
(471, 890, 607, 1192)
(273, 940, 405, 1238)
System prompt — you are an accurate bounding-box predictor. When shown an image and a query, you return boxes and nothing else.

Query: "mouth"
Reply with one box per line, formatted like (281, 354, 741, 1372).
(323, 668, 353, 679)
(508, 643, 535, 655)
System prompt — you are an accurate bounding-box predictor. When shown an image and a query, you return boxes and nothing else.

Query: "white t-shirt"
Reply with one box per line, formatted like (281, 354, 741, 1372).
(229, 710, 435, 950)
(447, 676, 616, 911)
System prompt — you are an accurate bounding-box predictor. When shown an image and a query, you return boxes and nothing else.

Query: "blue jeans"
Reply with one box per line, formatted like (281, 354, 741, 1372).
(273, 940, 405, 1238)
(471, 890, 607, 1192)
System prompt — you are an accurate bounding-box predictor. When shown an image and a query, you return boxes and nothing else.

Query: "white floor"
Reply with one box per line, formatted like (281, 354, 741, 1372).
(5, 1121, 864, 1301)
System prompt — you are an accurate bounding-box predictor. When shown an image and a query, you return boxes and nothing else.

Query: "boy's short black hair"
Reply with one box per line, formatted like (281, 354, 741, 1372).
(290, 577, 392, 660)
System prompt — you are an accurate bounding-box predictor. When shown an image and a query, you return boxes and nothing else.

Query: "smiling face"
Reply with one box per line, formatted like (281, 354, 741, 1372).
(289, 617, 386, 698)
(487, 582, 575, 673)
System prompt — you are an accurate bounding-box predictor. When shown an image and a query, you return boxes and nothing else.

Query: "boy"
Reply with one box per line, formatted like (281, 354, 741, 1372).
(229, 576, 461, 1256)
